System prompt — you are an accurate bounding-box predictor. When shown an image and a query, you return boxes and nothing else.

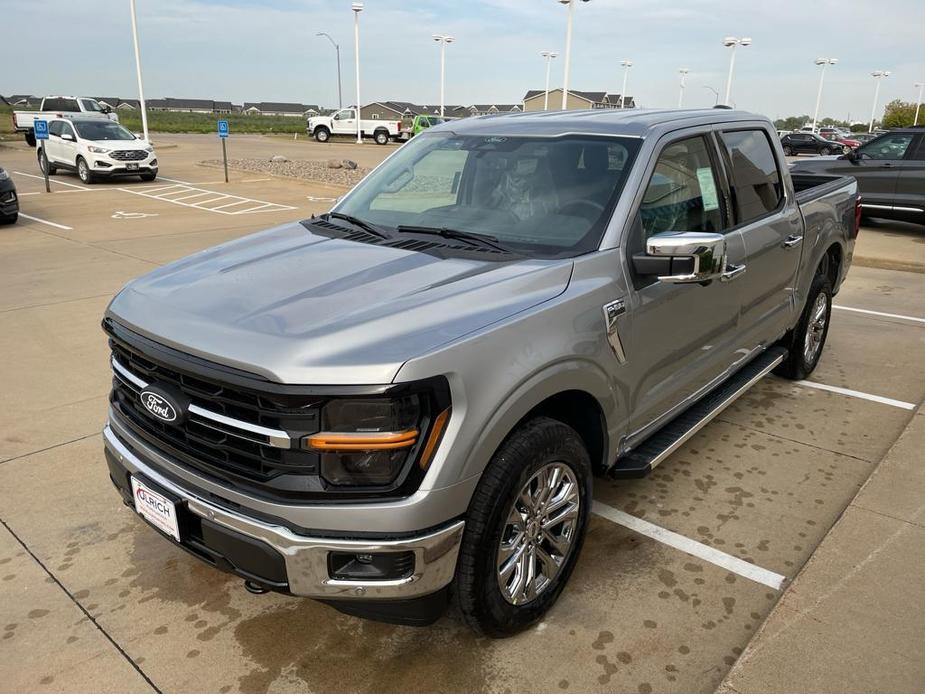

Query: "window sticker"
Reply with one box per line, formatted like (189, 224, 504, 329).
(696, 167, 720, 211)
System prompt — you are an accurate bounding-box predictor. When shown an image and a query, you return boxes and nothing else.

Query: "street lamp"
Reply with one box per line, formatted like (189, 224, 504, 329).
(722, 36, 751, 105)
(129, 0, 149, 143)
(868, 70, 891, 133)
(432, 34, 455, 118)
(811, 57, 837, 132)
(352, 3, 363, 144)
(678, 68, 689, 108)
(619, 59, 633, 109)
(703, 85, 720, 105)
(316, 32, 343, 109)
(914, 82, 924, 127)
(558, 0, 590, 110)
(540, 50, 559, 111)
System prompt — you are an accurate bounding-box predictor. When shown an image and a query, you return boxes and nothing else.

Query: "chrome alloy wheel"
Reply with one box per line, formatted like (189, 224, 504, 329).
(496, 462, 581, 605)
(804, 292, 828, 364)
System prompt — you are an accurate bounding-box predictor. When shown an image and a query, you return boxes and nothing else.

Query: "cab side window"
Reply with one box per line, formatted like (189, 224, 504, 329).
(719, 129, 783, 224)
(859, 134, 914, 160)
(48, 121, 64, 137)
(638, 136, 725, 240)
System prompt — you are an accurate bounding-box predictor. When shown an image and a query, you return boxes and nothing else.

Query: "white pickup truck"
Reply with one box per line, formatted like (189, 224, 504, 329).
(307, 108, 400, 145)
(12, 96, 118, 147)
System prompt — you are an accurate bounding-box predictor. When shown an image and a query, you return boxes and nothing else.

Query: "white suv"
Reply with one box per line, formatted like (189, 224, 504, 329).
(38, 117, 158, 184)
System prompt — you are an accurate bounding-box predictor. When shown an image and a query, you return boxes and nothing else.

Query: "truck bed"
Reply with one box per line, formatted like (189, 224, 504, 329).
(790, 172, 854, 204)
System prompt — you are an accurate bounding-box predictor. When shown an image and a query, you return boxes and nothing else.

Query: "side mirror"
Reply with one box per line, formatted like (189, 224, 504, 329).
(61, 132, 75, 141)
(633, 231, 727, 284)
(101, 106, 112, 114)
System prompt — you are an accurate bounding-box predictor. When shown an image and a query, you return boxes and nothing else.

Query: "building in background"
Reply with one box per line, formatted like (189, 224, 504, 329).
(243, 102, 320, 117)
(522, 89, 635, 112)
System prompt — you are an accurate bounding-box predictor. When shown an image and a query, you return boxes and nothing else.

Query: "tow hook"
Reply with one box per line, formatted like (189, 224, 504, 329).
(243, 580, 269, 595)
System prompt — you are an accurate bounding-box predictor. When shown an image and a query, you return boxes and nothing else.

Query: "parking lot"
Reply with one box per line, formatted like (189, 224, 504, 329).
(1, 134, 923, 693)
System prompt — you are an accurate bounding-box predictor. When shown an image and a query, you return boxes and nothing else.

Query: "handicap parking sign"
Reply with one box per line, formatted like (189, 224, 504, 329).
(34, 119, 49, 140)
(218, 120, 229, 138)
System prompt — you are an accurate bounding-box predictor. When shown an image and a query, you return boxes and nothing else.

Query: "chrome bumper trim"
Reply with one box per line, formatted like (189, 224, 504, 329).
(104, 423, 465, 599)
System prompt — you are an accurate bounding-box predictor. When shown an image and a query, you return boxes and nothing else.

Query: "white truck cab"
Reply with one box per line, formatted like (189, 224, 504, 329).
(307, 108, 400, 145)
(13, 96, 118, 146)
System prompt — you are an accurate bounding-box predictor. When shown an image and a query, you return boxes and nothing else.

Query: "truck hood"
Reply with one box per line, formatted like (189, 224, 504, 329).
(107, 221, 573, 384)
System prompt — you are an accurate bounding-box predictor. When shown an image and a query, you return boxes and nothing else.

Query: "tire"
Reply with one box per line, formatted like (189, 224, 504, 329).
(820, 147, 831, 156)
(38, 149, 57, 175)
(0, 213, 17, 225)
(782, 146, 792, 156)
(456, 417, 592, 638)
(25, 132, 36, 148)
(374, 130, 389, 145)
(140, 171, 157, 182)
(76, 157, 94, 184)
(842, 146, 850, 154)
(775, 272, 833, 380)
(314, 127, 330, 143)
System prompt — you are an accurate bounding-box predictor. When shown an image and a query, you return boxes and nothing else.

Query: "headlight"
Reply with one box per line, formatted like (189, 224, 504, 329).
(303, 389, 450, 487)
(88, 146, 111, 154)
(0, 169, 8, 181)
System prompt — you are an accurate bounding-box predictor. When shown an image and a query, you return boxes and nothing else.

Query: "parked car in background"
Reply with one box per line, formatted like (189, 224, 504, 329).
(12, 96, 118, 147)
(400, 114, 447, 140)
(791, 128, 925, 224)
(849, 133, 878, 145)
(781, 132, 850, 156)
(102, 108, 859, 636)
(307, 108, 400, 145)
(0, 167, 18, 224)
(37, 117, 157, 184)
(821, 132, 861, 149)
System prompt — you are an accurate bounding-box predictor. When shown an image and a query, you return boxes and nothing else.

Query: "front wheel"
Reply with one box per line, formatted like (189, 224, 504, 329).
(374, 130, 389, 145)
(456, 417, 592, 637)
(782, 146, 792, 156)
(76, 157, 95, 184)
(775, 273, 833, 380)
(820, 147, 831, 156)
(314, 128, 330, 143)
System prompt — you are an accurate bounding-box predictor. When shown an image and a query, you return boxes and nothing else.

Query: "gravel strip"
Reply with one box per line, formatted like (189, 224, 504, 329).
(201, 158, 371, 187)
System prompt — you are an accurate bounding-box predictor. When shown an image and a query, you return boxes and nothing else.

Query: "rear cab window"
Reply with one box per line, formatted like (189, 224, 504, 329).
(718, 129, 784, 225)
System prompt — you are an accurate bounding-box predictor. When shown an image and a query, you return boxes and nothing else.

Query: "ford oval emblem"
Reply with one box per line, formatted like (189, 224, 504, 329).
(140, 390, 178, 422)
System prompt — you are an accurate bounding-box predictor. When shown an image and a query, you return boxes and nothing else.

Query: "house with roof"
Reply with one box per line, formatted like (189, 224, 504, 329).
(522, 89, 635, 112)
(147, 98, 228, 113)
(2, 95, 38, 108)
(243, 102, 319, 117)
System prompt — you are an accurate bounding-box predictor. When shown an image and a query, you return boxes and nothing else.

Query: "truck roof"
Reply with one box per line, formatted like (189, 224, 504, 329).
(440, 107, 768, 139)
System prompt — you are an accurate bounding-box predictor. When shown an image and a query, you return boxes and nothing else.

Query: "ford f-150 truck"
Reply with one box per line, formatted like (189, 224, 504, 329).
(13, 96, 118, 147)
(102, 108, 859, 636)
(307, 108, 400, 145)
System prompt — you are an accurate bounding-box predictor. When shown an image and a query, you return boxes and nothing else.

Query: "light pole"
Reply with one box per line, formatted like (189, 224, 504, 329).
(868, 70, 890, 133)
(678, 68, 689, 108)
(352, 3, 363, 144)
(811, 57, 837, 132)
(129, 0, 149, 142)
(722, 36, 752, 105)
(619, 60, 633, 108)
(540, 50, 559, 111)
(914, 82, 924, 126)
(558, 0, 590, 111)
(703, 85, 720, 105)
(432, 34, 454, 118)
(316, 32, 343, 109)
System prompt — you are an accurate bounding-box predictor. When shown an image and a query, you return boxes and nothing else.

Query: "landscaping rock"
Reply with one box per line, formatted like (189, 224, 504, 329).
(201, 158, 371, 187)
(342, 159, 358, 170)
(270, 155, 288, 163)
(327, 159, 343, 169)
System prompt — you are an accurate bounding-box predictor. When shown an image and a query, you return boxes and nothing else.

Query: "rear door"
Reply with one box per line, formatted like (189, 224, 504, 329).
(889, 134, 925, 216)
(717, 127, 801, 348)
(44, 121, 64, 162)
(622, 130, 747, 437)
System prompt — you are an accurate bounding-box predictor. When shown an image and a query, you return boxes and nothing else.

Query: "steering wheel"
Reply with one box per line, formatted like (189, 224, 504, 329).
(556, 199, 605, 220)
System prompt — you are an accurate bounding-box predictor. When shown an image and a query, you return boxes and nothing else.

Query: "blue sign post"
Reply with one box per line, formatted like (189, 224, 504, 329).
(34, 120, 51, 192)
(217, 120, 229, 182)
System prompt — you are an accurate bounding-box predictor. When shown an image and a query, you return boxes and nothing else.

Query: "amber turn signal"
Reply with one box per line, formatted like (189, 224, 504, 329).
(419, 408, 451, 470)
(304, 429, 419, 451)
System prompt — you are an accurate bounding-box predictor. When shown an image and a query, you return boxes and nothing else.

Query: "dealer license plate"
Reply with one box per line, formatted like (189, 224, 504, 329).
(130, 476, 180, 542)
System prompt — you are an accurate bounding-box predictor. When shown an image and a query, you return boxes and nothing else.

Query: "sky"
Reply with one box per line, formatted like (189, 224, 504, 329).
(3, 0, 924, 123)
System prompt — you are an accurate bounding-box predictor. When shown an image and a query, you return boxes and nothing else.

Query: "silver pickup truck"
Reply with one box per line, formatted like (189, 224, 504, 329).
(102, 109, 859, 636)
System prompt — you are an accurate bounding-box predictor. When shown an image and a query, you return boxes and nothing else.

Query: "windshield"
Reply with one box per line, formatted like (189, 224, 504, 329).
(73, 121, 136, 141)
(335, 132, 641, 258)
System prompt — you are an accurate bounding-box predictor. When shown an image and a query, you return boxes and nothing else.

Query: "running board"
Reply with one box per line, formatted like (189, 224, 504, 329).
(609, 347, 787, 479)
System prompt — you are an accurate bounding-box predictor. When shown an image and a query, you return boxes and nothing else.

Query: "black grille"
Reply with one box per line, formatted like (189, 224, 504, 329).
(110, 150, 147, 161)
(109, 335, 325, 495)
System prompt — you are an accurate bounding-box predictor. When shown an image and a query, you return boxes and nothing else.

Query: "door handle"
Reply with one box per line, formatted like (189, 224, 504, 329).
(720, 263, 746, 282)
(782, 234, 804, 248)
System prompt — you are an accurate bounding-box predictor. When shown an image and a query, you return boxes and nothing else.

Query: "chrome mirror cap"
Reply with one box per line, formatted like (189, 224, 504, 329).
(646, 231, 727, 284)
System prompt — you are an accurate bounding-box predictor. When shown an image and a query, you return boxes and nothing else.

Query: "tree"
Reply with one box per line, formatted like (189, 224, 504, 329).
(881, 99, 917, 129)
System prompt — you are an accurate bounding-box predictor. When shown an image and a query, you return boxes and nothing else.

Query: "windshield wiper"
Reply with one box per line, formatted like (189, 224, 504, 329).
(324, 212, 390, 239)
(396, 225, 513, 253)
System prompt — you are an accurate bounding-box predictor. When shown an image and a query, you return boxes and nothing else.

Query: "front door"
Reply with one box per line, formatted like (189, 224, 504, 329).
(621, 131, 746, 437)
(58, 121, 80, 167)
(822, 132, 915, 209)
(331, 109, 357, 135)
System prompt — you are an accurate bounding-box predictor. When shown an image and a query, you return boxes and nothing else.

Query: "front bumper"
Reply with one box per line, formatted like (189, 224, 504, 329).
(103, 422, 465, 601)
(91, 153, 157, 175)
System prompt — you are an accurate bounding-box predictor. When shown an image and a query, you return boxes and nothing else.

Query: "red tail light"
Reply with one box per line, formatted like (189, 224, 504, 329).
(854, 193, 862, 238)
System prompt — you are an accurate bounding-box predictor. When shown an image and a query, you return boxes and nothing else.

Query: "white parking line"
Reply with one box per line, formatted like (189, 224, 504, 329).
(18, 213, 73, 231)
(794, 380, 917, 410)
(834, 305, 925, 325)
(592, 501, 787, 590)
(119, 184, 296, 216)
(14, 171, 90, 191)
